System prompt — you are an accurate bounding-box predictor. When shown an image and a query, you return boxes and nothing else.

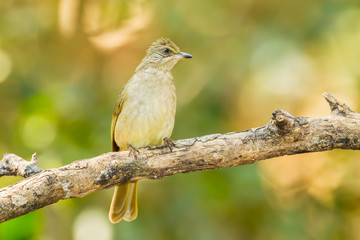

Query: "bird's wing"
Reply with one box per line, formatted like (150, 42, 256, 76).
(111, 92, 126, 152)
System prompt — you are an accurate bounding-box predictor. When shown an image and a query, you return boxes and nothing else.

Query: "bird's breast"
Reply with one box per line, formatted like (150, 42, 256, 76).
(114, 71, 176, 149)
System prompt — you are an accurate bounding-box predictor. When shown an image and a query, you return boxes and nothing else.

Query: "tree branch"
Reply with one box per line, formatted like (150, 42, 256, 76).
(1, 93, 360, 223)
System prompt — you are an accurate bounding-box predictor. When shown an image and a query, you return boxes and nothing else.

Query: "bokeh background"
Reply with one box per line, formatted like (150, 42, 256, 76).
(1, 0, 360, 239)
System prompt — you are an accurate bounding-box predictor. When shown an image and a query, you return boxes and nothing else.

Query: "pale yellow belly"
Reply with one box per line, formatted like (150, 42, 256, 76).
(114, 96, 175, 150)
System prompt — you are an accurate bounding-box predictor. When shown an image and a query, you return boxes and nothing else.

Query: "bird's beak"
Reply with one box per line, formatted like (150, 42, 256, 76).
(178, 52, 193, 59)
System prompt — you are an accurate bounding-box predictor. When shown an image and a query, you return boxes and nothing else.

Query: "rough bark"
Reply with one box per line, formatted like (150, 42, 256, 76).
(0, 153, 43, 178)
(0, 93, 359, 223)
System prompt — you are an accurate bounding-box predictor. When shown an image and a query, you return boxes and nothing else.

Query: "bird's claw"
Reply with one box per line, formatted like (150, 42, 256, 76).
(163, 137, 175, 152)
(127, 144, 140, 160)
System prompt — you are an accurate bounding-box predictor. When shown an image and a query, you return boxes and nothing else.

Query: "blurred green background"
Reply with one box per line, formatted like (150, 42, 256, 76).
(1, 0, 360, 239)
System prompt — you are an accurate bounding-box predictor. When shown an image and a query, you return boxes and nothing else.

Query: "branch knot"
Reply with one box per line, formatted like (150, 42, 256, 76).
(271, 110, 296, 133)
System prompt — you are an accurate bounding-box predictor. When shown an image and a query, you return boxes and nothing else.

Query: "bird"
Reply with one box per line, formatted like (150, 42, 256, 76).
(109, 38, 193, 223)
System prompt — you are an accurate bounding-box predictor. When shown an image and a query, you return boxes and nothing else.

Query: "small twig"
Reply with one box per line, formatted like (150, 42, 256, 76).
(322, 92, 353, 116)
(31, 152, 38, 164)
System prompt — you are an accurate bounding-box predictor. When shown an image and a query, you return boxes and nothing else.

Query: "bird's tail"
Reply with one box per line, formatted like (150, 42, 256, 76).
(109, 181, 138, 223)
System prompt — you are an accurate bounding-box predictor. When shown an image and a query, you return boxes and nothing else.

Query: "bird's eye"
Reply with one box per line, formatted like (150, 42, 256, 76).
(163, 48, 170, 54)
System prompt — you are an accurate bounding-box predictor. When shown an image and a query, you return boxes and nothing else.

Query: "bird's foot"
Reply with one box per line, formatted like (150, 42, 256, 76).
(163, 137, 175, 152)
(127, 144, 140, 160)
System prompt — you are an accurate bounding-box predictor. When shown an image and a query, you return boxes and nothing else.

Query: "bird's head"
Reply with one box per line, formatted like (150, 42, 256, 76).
(136, 38, 192, 72)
